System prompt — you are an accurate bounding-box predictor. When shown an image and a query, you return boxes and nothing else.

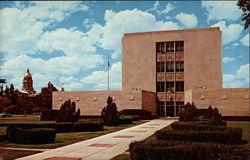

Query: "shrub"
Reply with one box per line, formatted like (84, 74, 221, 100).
(55, 121, 103, 133)
(119, 117, 134, 124)
(57, 99, 80, 122)
(101, 96, 119, 126)
(155, 128, 243, 144)
(209, 107, 225, 126)
(120, 109, 151, 120)
(40, 109, 59, 121)
(129, 140, 250, 160)
(171, 121, 227, 131)
(178, 102, 198, 121)
(7, 126, 56, 144)
(203, 105, 213, 119)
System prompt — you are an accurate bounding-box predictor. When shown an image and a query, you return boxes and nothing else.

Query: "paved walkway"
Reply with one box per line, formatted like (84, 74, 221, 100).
(17, 119, 176, 160)
(0, 147, 50, 152)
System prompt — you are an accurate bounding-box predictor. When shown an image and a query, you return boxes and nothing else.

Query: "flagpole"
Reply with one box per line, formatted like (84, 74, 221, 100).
(108, 56, 110, 92)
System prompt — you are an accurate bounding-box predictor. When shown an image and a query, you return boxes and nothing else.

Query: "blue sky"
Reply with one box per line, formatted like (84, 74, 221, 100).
(0, 1, 249, 92)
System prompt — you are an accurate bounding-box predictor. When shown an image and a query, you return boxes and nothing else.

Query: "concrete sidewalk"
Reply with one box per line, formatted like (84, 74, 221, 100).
(17, 119, 176, 160)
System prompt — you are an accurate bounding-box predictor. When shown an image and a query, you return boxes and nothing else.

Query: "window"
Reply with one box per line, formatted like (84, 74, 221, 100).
(166, 42, 174, 52)
(156, 62, 165, 72)
(156, 42, 165, 53)
(176, 81, 184, 92)
(175, 41, 184, 52)
(166, 61, 174, 72)
(157, 82, 165, 92)
(166, 82, 174, 93)
(175, 61, 184, 72)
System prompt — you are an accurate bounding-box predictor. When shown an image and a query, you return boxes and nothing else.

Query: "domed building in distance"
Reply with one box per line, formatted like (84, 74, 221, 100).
(22, 68, 36, 95)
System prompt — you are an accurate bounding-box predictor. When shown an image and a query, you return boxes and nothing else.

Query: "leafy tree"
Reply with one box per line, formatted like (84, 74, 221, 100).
(57, 99, 80, 122)
(3, 105, 20, 114)
(101, 96, 120, 125)
(38, 82, 58, 109)
(237, 0, 250, 29)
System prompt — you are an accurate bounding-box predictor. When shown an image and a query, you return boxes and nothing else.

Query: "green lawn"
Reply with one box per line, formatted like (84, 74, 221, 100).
(0, 149, 40, 160)
(0, 115, 147, 159)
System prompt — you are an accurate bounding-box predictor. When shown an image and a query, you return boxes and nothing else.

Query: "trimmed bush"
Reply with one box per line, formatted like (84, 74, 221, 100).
(119, 117, 134, 124)
(155, 128, 243, 144)
(129, 140, 250, 160)
(7, 126, 56, 144)
(120, 109, 151, 120)
(55, 121, 103, 133)
(40, 109, 58, 121)
(171, 121, 227, 131)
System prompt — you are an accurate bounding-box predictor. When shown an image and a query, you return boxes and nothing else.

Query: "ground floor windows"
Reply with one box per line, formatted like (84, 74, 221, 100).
(157, 101, 184, 117)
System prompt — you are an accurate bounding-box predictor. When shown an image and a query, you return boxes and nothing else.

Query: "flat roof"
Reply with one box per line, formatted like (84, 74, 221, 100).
(123, 27, 220, 37)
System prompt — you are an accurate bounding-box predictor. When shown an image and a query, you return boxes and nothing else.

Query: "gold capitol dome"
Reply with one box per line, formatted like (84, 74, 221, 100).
(24, 68, 32, 79)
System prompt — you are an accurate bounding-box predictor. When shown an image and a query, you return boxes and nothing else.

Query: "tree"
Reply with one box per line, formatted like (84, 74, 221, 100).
(57, 99, 80, 122)
(179, 102, 198, 121)
(237, 0, 250, 29)
(38, 82, 58, 109)
(101, 96, 119, 125)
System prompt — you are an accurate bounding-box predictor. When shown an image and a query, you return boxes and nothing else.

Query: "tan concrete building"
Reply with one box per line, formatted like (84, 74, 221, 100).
(53, 27, 249, 117)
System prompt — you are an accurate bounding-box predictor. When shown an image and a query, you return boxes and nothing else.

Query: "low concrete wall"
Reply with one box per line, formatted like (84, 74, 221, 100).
(52, 90, 143, 116)
(185, 88, 250, 116)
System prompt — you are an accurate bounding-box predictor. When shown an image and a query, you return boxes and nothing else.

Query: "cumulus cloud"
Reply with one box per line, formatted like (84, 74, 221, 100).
(1, 54, 104, 91)
(240, 33, 249, 46)
(37, 28, 96, 55)
(202, 1, 242, 22)
(0, 1, 88, 58)
(98, 9, 179, 51)
(147, 2, 175, 15)
(212, 21, 243, 44)
(223, 64, 249, 88)
(81, 62, 122, 90)
(175, 12, 198, 28)
(222, 57, 236, 63)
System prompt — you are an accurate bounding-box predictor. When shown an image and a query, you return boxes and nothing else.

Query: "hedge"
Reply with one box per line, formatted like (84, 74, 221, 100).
(170, 121, 228, 131)
(55, 122, 103, 133)
(120, 109, 151, 119)
(129, 140, 250, 160)
(7, 126, 56, 144)
(155, 128, 243, 144)
(4, 122, 103, 133)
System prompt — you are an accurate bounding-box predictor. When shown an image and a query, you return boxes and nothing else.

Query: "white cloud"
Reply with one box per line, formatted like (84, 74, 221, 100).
(83, 18, 95, 29)
(222, 57, 236, 63)
(0, 2, 89, 58)
(1, 54, 104, 91)
(240, 33, 249, 46)
(175, 12, 198, 28)
(223, 64, 249, 88)
(64, 82, 84, 91)
(212, 21, 243, 44)
(99, 9, 179, 51)
(147, 2, 175, 15)
(161, 3, 175, 14)
(81, 62, 122, 90)
(37, 28, 96, 55)
(202, 1, 242, 22)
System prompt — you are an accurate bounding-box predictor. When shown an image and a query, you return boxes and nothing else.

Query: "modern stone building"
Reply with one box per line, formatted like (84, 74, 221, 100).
(52, 27, 250, 117)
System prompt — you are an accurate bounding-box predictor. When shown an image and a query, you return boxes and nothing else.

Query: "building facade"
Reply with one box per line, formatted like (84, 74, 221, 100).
(52, 27, 249, 117)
